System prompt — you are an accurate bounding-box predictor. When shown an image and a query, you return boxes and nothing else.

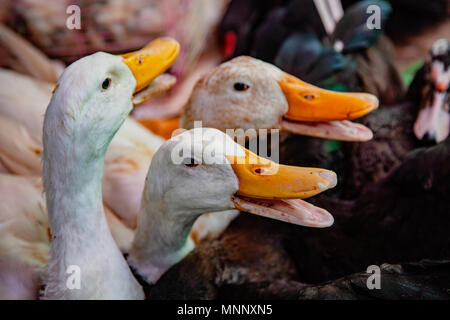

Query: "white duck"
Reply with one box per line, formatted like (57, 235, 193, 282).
(181, 56, 379, 141)
(0, 37, 180, 299)
(127, 127, 337, 285)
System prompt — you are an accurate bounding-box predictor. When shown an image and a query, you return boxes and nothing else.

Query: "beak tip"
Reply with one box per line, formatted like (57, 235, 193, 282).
(323, 214, 335, 227)
(363, 93, 379, 115)
(156, 37, 181, 54)
(122, 37, 181, 97)
(370, 94, 379, 108)
(359, 129, 374, 142)
(318, 171, 337, 189)
(356, 93, 379, 116)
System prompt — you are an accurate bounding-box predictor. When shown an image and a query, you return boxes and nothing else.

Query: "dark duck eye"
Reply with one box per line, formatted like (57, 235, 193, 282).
(234, 82, 249, 91)
(184, 158, 199, 168)
(102, 78, 112, 90)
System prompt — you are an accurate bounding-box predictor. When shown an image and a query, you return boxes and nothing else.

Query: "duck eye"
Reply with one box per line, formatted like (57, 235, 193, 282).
(304, 94, 315, 100)
(234, 82, 249, 91)
(102, 78, 112, 90)
(184, 158, 199, 168)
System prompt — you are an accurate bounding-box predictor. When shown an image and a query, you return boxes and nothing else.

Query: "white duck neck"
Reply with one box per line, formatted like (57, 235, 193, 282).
(43, 116, 143, 300)
(128, 194, 197, 284)
(46, 148, 106, 236)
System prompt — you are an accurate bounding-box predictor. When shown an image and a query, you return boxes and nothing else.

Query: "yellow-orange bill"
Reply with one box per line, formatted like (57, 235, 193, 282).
(120, 37, 180, 100)
(277, 73, 379, 141)
(226, 148, 336, 228)
(137, 115, 180, 140)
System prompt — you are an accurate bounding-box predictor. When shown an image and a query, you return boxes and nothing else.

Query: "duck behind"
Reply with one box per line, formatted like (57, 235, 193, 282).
(343, 39, 449, 198)
(220, 0, 405, 104)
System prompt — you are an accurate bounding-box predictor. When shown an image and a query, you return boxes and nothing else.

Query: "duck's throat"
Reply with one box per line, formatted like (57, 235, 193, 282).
(128, 201, 197, 285)
(42, 133, 143, 299)
(44, 144, 106, 238)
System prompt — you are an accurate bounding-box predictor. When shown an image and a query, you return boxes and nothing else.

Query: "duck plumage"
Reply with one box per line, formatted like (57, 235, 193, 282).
(220, 0, 405, 104)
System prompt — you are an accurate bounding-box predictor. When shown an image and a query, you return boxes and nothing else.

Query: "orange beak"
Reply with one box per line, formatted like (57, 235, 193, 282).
(277, 73, 379, 141)
(227, 148, 336, 200)
(226, 148, 337, 228)
(120, 37, 180, 104)
(137, 116, 180, 140)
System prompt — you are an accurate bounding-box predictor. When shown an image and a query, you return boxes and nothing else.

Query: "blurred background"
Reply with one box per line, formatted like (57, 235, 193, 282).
(0, 0, 449, 300)
(0, 0, 448, 121)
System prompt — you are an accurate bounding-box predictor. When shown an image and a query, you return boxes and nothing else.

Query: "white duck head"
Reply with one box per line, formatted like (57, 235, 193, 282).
(44, 38, 180, 156)
(181, 56, 378, 141)
(414, 39, 450, 144)
(129, 127, 337, 284)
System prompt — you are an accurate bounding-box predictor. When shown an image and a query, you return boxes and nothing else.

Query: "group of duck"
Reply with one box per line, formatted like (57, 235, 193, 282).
(0, 0, 449, 300)
(151, 0, 450, 299)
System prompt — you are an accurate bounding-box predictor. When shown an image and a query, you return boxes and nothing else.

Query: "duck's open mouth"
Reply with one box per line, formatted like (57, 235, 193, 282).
(119, 37, 180, 106)
(232, 196, 334, 228)
(280, 118, 373, 141)
(227, 148, 337, 228)
(278, 73, 378, 141)
(131, 73, 177, 105)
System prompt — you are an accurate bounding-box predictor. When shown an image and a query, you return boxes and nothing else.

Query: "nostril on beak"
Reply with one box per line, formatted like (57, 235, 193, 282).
(254, 168, 264, 174)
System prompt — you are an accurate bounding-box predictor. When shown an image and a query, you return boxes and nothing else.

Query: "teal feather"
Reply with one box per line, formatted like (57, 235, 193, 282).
(274, 32, 323, 79)
(332, 0, 392, 53)
(307, 48, 348, 84)
(274, 32, 348, 85)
